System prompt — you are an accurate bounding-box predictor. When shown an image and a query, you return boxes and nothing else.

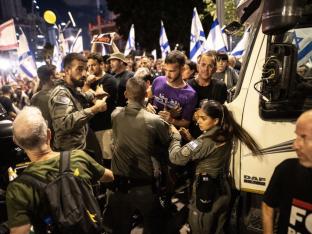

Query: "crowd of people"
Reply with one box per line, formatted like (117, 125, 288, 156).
(1, 46, 311, 234)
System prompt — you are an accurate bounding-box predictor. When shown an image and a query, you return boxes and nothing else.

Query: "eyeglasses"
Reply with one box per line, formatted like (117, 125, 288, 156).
(200, 64, 215, 69)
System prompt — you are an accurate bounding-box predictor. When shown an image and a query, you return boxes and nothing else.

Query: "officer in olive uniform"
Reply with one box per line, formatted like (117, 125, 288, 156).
(103, 77, 172, 234)
(169, 120, 232, 234)
(49, 53, 108, 151)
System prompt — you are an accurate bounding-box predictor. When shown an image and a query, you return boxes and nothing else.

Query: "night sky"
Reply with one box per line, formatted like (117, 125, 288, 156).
(21, 0, 104, 50)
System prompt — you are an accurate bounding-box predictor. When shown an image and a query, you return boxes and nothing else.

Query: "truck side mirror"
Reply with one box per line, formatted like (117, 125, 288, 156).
(262, 0, 307, 35)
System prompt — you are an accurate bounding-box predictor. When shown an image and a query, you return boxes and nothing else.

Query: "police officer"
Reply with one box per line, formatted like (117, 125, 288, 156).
(49, 53, 108, 152)
(103, 77, 172, 234)
(169, 100, 261, 234)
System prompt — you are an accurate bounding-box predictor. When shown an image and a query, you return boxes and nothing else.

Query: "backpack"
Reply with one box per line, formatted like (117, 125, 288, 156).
(14, 151, 102, 234)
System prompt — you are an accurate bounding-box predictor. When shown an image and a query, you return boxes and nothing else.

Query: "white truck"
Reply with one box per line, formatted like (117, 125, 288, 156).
(226, 0, 312, 232)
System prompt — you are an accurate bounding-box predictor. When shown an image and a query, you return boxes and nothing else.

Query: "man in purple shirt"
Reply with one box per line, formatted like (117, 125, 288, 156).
(147, 50, 197, 208)
(147, 50, 197, 128)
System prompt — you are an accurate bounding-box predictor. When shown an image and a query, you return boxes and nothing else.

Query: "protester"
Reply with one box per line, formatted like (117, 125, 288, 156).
(140, 56, 151, 70)
(103, 77, 171, 234)
(155, 59, 163, 72)
(6, 106, 114, 234)
(182, 59, 197, 81)
(9, 81, 17, 100)
(126, 63, 133, 71)
(169, 100, 261, 234)
(133, 61, 141, 72)
(125, 54, 134, 66)
(49, 53, 108, 151)
(15, 85, 30, 110)
(147, 54, 155, 68)
(83, 53, 117, 168)
(108, 52, 134, 106)
(102, 55, 112, 74)
(31, 65, 59, 129)
(188, 51, 227, 139)
(228, 55, 240, 75)
(17, 80, 26, 92)
(146, 50, 197, 208)
(213, 51, 238, 90)
(263, 110, 312, 234)
(0, 85, 16, 118)
(297, 65, 308, 77)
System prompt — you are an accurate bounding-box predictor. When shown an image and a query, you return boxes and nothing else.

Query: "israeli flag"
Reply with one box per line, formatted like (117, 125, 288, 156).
(6, 72, 17, 84)
(52, 39, 61, 72)
(18, 28, 37, 79)
(190, 8, 206, 63)
(231, 26, 251, 56)
(124, 24, 135, 56)
(102, 44, 107, 56)
(221, 26, 228, 51)
(70, 29, 83, 54)
(204, 18, 227, 53)
(160, 21, 171, 59)
(289, 28, 312, 67)
(58, 32, 67, 70)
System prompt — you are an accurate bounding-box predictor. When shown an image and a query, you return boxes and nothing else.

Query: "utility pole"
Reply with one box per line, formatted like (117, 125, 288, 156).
(216, 0, 225, 27)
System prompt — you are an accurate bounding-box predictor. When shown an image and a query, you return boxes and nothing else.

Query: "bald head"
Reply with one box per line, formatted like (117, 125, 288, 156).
(228, 56, 236, 68)
(292, 110, 312, 168)
(13, 107, 48, 150)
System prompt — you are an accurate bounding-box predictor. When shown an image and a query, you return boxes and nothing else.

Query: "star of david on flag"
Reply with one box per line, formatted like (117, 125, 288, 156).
(124, 24, 135, 56)
(289, 28, 312, 66)
(190, 8, 206, 63)
(18, 28, 37, 79)
(160, 21, 171, 59)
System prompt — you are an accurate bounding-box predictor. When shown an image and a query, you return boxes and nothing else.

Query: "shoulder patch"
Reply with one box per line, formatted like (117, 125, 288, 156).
(181, 147, 191, 157)
(188, 141, 199, 149)
(56, 96, 70, 104)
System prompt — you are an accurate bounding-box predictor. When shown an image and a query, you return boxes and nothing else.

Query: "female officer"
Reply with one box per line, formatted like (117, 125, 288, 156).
(169, 100, 261, 234)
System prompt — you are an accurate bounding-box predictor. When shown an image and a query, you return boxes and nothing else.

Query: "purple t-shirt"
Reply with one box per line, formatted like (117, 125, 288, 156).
(152, 76, 198, 122)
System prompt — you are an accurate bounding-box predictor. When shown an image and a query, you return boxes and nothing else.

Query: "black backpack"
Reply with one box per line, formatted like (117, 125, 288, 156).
(14, 151, 102, 234)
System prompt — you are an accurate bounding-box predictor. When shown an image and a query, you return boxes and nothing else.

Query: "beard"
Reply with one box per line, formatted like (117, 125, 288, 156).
(167, 70, 181, 83)
(70, 75, 85, 88)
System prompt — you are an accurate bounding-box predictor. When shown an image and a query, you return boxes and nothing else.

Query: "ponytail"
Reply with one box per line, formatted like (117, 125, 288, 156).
(202, 101, 261, 156)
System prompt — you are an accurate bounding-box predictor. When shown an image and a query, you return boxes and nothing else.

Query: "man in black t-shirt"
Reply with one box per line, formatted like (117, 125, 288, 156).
(0, 85, 16, 118)
(187, 51, 227, 139)
(107, 52, 134, 107)
(83, 53, 118, 167)
(263, 110, 312, 234)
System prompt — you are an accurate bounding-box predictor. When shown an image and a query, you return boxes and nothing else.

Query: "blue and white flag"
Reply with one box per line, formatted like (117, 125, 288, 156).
(102, 44, 107, 56)
(221, 26, 228, 51)
(190, 8, 206, 63)
(52, 38, 61, 72)
(160, 21, 170, 59)
(231, 26, 251, 56)
(124, 24, 135, 56)
(58, 32, 67, 70)
(152, 49, 157, 61)
(6, 72, 17, 84)
(18, 28, 37, 79)
(70, 29, 83, 54)
(289, 28, 312, 67)
(204, 18, 227, 53)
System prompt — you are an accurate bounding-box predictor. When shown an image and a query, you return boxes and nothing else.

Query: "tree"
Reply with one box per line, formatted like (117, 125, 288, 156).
(106, 0, 213, 57)
(200, 0, 245, 38)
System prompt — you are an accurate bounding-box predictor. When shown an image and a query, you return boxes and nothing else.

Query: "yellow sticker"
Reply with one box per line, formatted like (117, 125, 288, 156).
(87, 210, 97, 223)
(74, 168, 79, 176)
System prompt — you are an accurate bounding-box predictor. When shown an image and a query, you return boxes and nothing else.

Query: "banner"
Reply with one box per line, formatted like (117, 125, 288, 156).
(91, 33, 114, 45)
(0, 19, 18, 51)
